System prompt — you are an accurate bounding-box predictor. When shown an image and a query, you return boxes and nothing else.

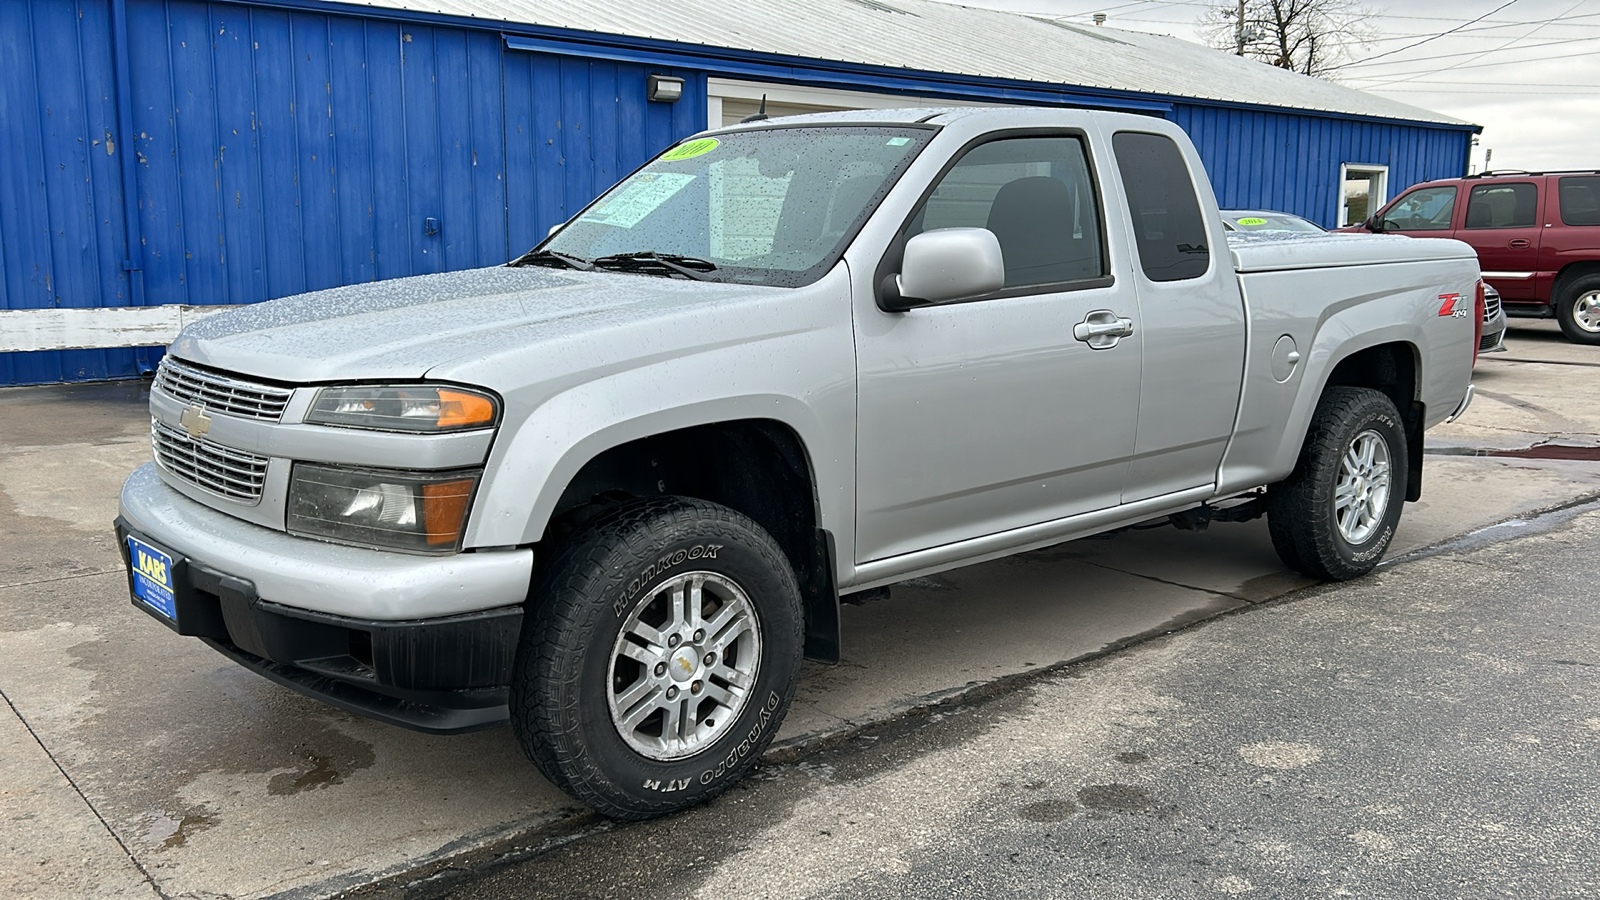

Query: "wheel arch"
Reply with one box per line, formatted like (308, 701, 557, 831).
(504, 407, 842, 663)
(1553, 260, 1600, 303)
(1313, 339, 1424, 502)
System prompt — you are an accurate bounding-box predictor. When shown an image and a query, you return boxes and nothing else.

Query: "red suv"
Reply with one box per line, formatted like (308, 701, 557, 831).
(1346, 171, 1600, 344)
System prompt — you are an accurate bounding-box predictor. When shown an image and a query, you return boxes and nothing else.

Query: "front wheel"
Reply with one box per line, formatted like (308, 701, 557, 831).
(1267, 387, 1408, 581)
(1555, 274, 1600, 345)
(511, 497, 803, 820)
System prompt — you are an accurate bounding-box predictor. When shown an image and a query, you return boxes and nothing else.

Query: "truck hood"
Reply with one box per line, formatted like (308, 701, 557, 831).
(170, 266, 773, 383)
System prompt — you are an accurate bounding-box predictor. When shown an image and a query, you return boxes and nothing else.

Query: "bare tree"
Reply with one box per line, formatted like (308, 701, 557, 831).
(1201, 0, 1378, 79)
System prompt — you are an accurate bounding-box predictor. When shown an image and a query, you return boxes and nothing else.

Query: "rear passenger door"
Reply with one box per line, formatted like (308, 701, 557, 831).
(1455, 181, 1544, 302)
(1108, 130, 1245, 502)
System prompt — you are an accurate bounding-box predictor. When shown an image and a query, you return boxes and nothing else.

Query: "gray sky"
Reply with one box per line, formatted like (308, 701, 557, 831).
(940, 0, 1600, 172)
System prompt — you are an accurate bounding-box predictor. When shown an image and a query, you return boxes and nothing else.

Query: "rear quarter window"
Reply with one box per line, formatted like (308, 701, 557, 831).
(1559, 176, 1600, 226)
(1465, 183, 1538, 229)
(1112, 132, 1210, 282)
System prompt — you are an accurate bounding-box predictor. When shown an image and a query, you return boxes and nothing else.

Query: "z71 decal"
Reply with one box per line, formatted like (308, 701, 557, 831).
(1437, 293, 1468, 318)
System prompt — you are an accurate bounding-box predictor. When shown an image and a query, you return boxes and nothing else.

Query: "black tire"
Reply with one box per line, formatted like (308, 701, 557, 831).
(1266, 387, 1408, 581)
(511, 496, 803, 820)
(1555, 274, 1600, 345)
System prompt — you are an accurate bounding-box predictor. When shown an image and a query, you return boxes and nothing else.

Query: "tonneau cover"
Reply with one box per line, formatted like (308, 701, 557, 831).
(1228, 232, 1477, 274)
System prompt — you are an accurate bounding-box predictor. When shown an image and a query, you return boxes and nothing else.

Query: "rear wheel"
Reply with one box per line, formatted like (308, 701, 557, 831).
(1267, 387, 1408, 581)
(511, 497, 803, 820)
(1555, 274, 1600, 345)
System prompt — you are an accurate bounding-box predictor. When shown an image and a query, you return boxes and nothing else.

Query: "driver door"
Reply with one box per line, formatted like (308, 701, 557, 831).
(853, 134, 1142, 563)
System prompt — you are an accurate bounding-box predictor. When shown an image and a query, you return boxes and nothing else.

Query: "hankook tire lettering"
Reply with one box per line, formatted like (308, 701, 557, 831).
(611, 544, 723, 616)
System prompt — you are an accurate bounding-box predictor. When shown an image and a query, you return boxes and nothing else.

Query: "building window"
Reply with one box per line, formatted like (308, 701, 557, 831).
(1341, 164, 1389, 227)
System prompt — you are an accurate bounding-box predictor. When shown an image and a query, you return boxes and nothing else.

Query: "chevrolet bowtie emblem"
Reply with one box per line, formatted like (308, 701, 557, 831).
(179, 404, 212, 440)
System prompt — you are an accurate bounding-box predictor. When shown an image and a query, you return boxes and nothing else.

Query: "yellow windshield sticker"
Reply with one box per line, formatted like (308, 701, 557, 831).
(1237, 217, 1269, 226)
(660, 138, 720, 161)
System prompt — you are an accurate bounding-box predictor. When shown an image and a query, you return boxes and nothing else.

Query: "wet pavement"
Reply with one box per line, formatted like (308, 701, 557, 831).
(1, 320, 1597, 899)
(435, 492, 1600, 900)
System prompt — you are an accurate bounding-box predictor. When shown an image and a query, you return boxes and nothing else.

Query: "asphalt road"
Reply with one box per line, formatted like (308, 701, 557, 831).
(404, 499, 1600, 900)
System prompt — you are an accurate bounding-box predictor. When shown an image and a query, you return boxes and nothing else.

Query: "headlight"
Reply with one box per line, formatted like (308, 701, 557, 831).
(305, 385, 498, 432)
(288, 463, 479, 553)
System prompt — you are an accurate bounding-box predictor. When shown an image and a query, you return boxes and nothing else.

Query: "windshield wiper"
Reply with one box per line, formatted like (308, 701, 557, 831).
(509, 248, 593, 270)
(590, 252, 717, 281)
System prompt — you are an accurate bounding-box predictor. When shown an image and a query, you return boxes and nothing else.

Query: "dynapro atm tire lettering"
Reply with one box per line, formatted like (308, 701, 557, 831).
(700, 691, 782, 786)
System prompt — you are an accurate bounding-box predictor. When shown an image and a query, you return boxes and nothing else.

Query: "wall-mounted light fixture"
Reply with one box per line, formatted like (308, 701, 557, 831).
(647, 74, 685, 103)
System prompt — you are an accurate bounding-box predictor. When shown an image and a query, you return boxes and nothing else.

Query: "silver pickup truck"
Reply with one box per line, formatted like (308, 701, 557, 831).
(116, 108, 1480, 819)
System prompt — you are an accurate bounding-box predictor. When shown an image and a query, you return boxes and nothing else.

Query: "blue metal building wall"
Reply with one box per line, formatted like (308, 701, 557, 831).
(0, 0, 706, 385)
(1, 0, 1473, 386)
(0, 0, 137, 385)
(1172, 103, 1474, 228)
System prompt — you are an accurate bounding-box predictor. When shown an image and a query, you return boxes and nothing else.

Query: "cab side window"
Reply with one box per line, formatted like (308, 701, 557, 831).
(906, 136, 1105, 290)
(1112, 131, 1210, 282)
(1465, 183, 1538, 229)
(1381, 186, 1456, 231)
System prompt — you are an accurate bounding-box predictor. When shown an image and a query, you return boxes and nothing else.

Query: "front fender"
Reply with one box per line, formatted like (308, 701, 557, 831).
(462, 333, 856, 555)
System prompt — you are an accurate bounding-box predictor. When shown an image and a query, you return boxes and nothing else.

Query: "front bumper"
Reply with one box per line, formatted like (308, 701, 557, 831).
(116, 464, 535, 733)
(119, 464, 532, 619)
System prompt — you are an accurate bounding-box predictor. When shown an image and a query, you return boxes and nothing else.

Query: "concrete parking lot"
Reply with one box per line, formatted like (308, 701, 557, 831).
(3, 321, 1598, 899)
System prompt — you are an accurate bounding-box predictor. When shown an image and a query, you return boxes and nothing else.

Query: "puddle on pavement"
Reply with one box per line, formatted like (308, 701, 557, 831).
(268, 746, 375, 796)
(1427, 444, 1600, 461)
(146, 808, 218, 849)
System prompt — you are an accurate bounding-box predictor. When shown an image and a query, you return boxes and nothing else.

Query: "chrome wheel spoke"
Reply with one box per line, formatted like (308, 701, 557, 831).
(667, 583, 690, 632)
(702, 680, 740, 708)
(616, 640, 657, 666)
(618, 685, 666, 731)
(687, 576, 707, 630)
(710, 657, 753, 688)
(627, 621, 667, 652)
(714, 616, 754, 649)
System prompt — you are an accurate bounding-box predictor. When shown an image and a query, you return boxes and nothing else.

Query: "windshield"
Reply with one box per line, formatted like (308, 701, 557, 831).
(1221, 212, 1325, 233)
(529, 125, 934, 286)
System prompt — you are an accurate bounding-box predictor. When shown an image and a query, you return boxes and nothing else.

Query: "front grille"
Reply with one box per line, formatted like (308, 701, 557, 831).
(1479, 332, 1500, 352)
(1483, 293, 1502, 321)
(154, 358, 293, 421)
(152, 419, 269, 503)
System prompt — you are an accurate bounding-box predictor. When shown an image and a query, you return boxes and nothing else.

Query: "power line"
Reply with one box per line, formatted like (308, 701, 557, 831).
(1340, 33, 1598, 69)
(1331, 0, 1524, 69)
(1347, 44, 1600, 84)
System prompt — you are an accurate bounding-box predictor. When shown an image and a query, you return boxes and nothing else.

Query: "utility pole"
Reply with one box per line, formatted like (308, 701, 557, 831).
(1235, 0, 1247, 54)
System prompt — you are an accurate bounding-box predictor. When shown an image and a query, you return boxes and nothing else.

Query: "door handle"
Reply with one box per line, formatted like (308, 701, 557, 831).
(1508, 239, 1531, 249)
(1073, 310, 1135, 349)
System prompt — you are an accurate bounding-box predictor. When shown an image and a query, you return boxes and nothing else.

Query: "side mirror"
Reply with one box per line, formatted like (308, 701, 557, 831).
(547, 221, 566, 238)
(882, 228, 1006, 312)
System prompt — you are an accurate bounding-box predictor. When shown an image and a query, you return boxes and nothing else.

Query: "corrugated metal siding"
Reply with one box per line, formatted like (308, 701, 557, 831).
(1172, 103, 1473, 228)
(1, 0, 705, 384)
(0, 0, 141, 385)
